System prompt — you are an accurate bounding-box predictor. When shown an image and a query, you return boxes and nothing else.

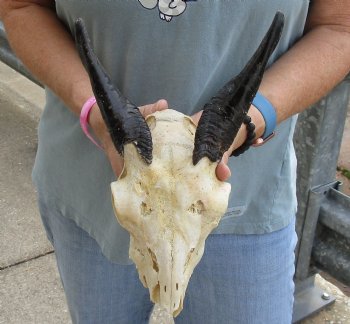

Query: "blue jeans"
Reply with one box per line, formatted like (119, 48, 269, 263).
(39, 198, 296, 324)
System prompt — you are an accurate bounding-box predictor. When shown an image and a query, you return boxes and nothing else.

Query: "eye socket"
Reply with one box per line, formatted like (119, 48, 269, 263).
(188, 200, 205, 214)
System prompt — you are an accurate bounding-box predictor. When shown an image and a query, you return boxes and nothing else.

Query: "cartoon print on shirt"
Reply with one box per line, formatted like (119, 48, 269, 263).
(138, 0, 195, 22)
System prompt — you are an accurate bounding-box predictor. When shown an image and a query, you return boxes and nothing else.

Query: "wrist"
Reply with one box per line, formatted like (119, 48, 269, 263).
(70, 78, 96, 114)
(251, 92, 277, 140)
(80, 97, 110, 149)
(231, 93, 276, 157)
(88, 103, 111, 146)
(248, 105, 265, 140)
(88, 102, 102, 131)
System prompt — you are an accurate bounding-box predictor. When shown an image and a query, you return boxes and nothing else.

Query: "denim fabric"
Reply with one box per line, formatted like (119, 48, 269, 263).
(39, 197, 296, 324)
(39, 198, 153, 324)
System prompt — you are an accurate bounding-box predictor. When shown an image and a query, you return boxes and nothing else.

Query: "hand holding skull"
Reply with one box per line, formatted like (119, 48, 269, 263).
(89, 99, 169, 176)
(191, 105, 266, 181)
(75, 12, 284, 316)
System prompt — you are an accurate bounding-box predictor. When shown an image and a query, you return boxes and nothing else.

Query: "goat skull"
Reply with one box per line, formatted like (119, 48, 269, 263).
(112, 110, 230, 315)
(75, 12, 284, 317)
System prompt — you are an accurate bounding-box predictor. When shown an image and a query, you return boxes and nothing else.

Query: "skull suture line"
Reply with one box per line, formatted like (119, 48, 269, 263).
(75, 13, 284, 317)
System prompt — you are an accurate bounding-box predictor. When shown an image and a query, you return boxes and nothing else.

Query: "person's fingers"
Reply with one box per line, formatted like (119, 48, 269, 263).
(139, 99, 168, 117)
(215, 152, 231, 181)
(216, 162, 231, 181)
(191, 110, 202, 126)
(155, 99, 168, 111)
(103, 99, 168, 176)
(222, 151, 229, 165)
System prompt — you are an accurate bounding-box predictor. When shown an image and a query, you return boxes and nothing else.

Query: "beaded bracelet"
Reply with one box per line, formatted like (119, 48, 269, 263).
(231, 115, 256, 157)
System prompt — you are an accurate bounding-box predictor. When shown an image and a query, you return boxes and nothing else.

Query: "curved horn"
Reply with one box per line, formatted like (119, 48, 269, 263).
(75, 18, 153, 164)
(192, 12, 284, 165)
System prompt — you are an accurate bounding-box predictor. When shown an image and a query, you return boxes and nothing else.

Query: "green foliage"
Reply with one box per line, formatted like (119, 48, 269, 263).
(337, 166, 350, 180)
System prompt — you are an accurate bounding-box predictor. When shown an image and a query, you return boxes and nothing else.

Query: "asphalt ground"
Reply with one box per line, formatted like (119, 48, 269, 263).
(0, 61, 349, 323)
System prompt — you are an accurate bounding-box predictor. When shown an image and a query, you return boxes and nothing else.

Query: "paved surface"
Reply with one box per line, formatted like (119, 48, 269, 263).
(0, 87, 51, 269)
(0, 60, 349, 323)
(0, 62, 71, 323)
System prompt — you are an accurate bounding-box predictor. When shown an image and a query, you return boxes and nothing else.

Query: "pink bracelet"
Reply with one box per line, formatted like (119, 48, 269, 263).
(80, 96, 103, 149)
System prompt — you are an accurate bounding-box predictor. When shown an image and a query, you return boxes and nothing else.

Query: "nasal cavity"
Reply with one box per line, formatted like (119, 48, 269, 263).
(151, 282, 160, 301)
(148, 248, 159, 272)
(188, 200, 204, 214)
(141, 201, 152, 216)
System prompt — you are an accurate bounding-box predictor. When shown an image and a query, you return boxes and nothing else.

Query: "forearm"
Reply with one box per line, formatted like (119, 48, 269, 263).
(0, 1, 92, 115)
(227, 4, 350, 165)
(259, 8, 350, 125)
(0, 1, 170, 177)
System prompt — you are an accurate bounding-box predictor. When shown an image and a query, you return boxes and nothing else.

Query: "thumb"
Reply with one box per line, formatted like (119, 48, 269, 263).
(215, 152, 231, 181)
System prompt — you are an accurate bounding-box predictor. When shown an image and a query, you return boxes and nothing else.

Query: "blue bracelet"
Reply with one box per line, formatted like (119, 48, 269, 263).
(252, 92, 277, 139)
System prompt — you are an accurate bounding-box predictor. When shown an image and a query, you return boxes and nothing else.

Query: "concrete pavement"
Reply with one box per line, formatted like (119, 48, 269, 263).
(0, 60, 349, 323)
(0, 61, 71, 323)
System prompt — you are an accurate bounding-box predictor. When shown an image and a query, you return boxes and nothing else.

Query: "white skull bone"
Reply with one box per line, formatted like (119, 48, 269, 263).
(111, 109, 231, 317)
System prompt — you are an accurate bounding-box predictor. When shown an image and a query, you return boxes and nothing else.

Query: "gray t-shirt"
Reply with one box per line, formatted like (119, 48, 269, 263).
(33, 0, 309, 264)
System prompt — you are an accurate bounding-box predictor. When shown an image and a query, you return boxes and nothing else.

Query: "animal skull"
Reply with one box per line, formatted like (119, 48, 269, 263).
(75, 12, 284, 317)
(112, 110, 231, 316)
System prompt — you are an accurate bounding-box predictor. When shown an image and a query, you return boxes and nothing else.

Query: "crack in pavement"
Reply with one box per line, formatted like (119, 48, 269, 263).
(0, 250, 55, 271)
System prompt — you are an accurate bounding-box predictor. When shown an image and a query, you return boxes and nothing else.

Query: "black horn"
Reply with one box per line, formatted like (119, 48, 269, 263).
(192, 12, 284, 165)
(75, 18, 153, 164)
